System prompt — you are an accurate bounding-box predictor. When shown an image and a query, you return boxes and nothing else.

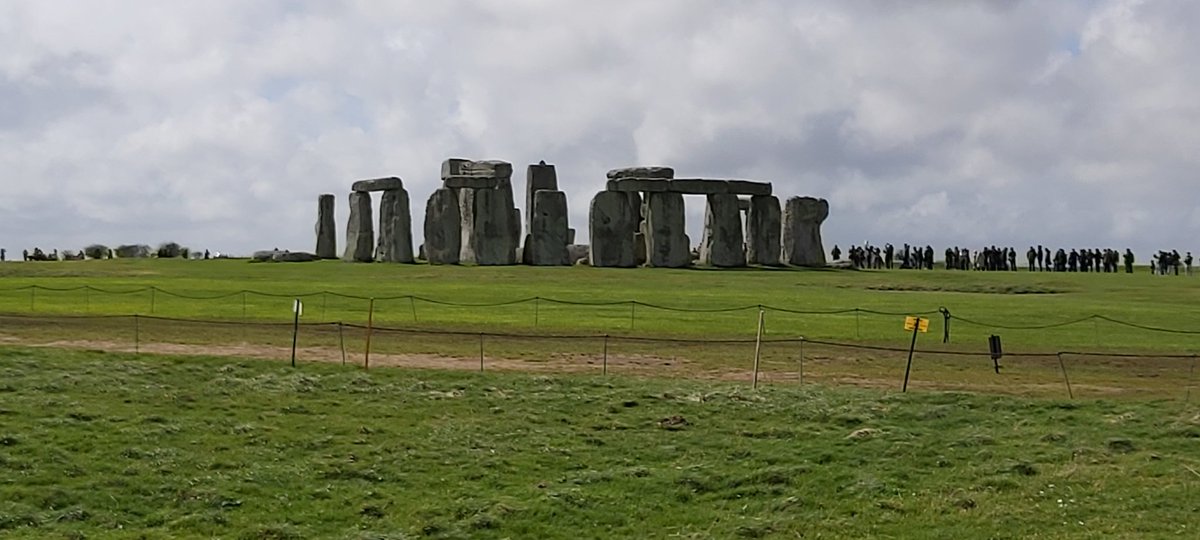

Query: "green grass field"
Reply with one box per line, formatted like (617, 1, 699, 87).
(1, 259, 1198, 353)
(1, 348, 1197, 538)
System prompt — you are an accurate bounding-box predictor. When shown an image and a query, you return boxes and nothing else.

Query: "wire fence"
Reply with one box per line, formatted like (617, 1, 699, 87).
(1, 312, 1197, 402)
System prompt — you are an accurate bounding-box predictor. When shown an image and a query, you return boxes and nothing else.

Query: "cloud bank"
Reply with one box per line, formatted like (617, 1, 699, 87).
(1, 0, 1197, 256)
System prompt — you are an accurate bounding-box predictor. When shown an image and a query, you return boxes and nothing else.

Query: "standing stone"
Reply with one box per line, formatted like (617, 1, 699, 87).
(746, 195, 782, 266)
(524, 190, 569, 266)
(343, 192, 374, 262)
(315, 194, 337, 259)
(525, 161, 558, 230)
(782, 197, 830, 267)
(699, 194, 746, 267)
(424, 188, 460, 264)
(460, 187, 518, 265)
(642, 192, 690, 267)
(588, 191, 637, 268)
(376, 189, 414, 263)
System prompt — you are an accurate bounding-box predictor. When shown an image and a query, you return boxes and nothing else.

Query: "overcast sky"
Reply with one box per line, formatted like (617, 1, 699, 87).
(2, 0, 1197, 257)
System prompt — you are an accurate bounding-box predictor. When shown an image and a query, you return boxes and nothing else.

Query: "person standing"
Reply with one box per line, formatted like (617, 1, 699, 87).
(1124, 249, 1134, 273)
(1185, 252, 1194, 276)
(831, 245, 842, 261)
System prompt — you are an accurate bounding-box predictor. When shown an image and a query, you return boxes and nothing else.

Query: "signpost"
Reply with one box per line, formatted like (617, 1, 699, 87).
(901, 316, 928, 392)
(290, 299, 302, 368)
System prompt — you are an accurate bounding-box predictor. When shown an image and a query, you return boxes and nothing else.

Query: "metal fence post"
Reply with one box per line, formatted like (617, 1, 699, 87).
(1057, 353, 1074, 399)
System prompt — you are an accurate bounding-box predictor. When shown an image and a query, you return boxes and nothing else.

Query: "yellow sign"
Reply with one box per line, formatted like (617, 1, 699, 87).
(904, 316, 929, 333)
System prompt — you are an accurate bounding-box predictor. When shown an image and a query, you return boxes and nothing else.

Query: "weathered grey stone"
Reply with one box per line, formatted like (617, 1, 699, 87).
(567, 228, 576, 244)
(746, 195, 782, 266)
(726, 180, 772, 196)
(525, 161, 558, 230)
(606, 178, 670, 192)
(352, 177, 404, 192)
(642, 192, 690, 268)
(607, 166, 674, 180)
(315, 194, 337, 259)
(782, 196, 829, 267)
(343, 192, 374, 262)
(459, 187, 518, 266)
(634, 232, 647, 266)
(667, 179, 730, 195)
(276, 251, 318, 263)
(115, 244, 152, 258)
(737, 198, 751, 211)
(522, 190, 570, 266)
(376, 189, 414, 263)
(442, 158, 513, 180)
(567, 244, 590, 265)
(444, 177, 500, 189)
(588, 191, 638, 268)
(423, 188, 461, 264)
(699, 194, 746, 267)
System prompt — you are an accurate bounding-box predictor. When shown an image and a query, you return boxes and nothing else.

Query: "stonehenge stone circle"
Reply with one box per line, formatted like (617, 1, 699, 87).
(782, 196, 830, 267)
(423, 188, 461, 264)
(317, 160, 828, 270)
(699, 193, 746, 267)
(643, 192, 690, 267)
(589, 190, 638, 267)
(343, 192, 374, 262)
(376, 188, 415, 263)
(524, 190, 570, 266)
(315, 194, 337, 259)
(746, 195, 782, 266)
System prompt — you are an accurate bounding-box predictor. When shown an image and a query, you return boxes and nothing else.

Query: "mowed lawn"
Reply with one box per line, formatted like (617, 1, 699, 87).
(2, 259, 1200, 353)
(0, 348, 1198, 538)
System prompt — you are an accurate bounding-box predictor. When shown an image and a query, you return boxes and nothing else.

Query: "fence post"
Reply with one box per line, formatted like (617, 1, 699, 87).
(1057, 353, 1074, 399)
(150, 287, 156, 314)
(798, 337, 805, 386)
(534, 296, 540, 328)
(241, 291, 248, 341)
(629, 302, 636, 330)
(364, 298, 375, 370)
(1187, 354, 1197, 404)
(339, 322, 346, 366)
(855, 308, 861, 340)
(320, 292, 327, 323)
(603, 334, 609, 376)
(133, 314, 140, 354)
(479, 333, 484, 372)
(409, 296, 418, 323)
(752, 308, 765, 389)
(85, 286, 90, 313)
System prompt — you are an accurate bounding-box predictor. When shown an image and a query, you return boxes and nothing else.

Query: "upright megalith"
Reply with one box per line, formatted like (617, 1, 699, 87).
(459, 187, 519, 265)
(315, 194, 337, 259)
(589, 191, 638, 268)
(524, 190, 570, 266)
(746, 195, 781, 266)
(376, 188, 414, 263)
(424, 188, 461, 264)
(343, 192, 374, 262)
(782, 196, 829, 267)
(442, 158, 520, 266)
(699, 193, 746, 267)
(643, 192, 690, 267)
(525, 161, 558, 230)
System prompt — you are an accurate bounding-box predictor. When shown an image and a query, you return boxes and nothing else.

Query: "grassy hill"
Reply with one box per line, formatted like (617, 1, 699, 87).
(1, 348, 1197, 538)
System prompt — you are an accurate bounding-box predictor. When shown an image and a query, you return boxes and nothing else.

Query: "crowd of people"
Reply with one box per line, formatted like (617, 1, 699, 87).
(831, 243, 1193, 275)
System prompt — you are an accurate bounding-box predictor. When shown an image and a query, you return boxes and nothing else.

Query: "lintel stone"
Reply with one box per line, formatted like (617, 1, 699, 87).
(441, 158, 513, 180)
(352, 177, 404, 192)
(607, 166, 674, 180)
(606, 178, 670, 192)
(444, 177, 500, 189)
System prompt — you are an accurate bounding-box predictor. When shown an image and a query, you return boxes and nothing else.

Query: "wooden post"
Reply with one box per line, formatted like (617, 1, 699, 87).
(338, 322, 346, 366)
(478, 333, 484, 372)
(629, 302, 636, 330)
(409, 296, 418, 323)
(290, 299, 301, 368)
(798, 337, 805, 386)
(902, 319, 920, 392)
(364, 298, 375, 370)
(134, 314, 140, 354)
(1057, 353, 1074, 399)
(534, 297, 540, 328)
(752, 308, 765, 389)
(603, 334, 609, 376)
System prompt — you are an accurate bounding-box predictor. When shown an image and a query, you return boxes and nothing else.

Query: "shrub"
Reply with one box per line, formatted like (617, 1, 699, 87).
(114, 245, 152, 258)
(83, 245, 110, 259)
(156, 242, 183, 258)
